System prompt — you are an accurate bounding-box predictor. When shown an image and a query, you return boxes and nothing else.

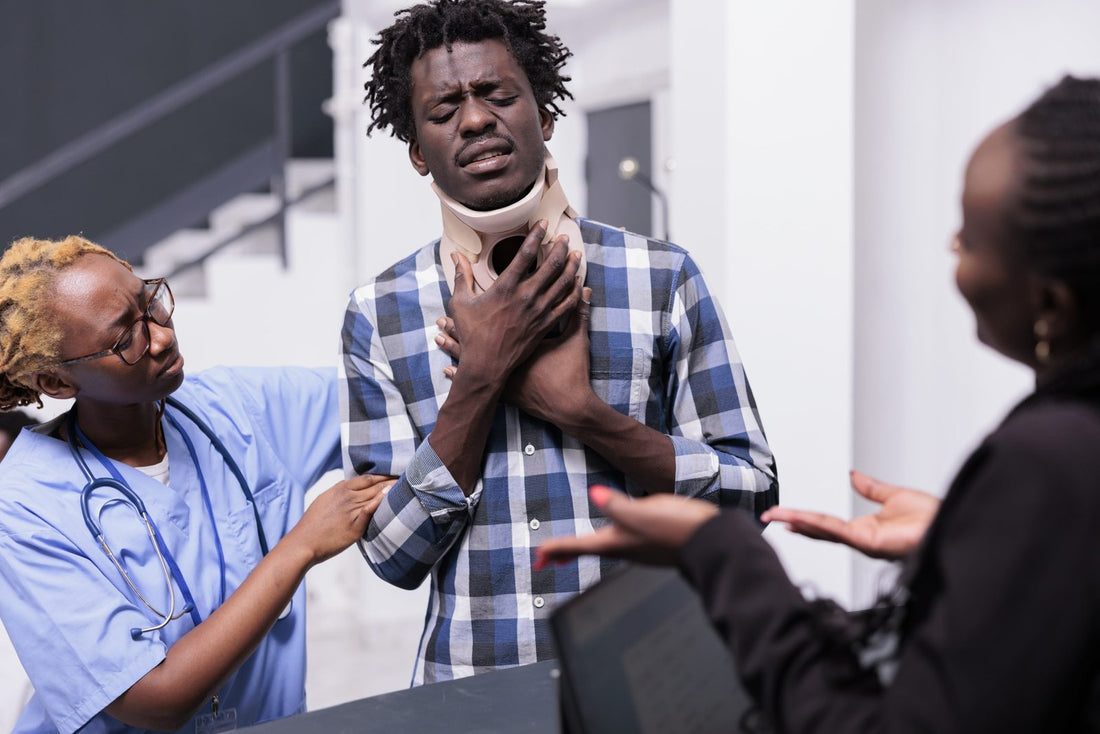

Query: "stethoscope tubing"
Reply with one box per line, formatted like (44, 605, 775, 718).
(69, 397, 274, 638)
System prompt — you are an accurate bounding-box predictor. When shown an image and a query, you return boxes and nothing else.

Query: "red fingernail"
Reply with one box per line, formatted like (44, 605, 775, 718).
(589, 485, 610, 506)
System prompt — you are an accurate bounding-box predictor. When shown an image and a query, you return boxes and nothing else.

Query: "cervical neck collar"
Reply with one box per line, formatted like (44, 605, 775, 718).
(436, 153, 586, 294)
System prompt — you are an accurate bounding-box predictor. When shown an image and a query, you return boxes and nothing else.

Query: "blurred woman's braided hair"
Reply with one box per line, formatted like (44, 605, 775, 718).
(0, 236, 129, 410)
(1012, 75, 1100, 328)
(363, 0, 573, 143)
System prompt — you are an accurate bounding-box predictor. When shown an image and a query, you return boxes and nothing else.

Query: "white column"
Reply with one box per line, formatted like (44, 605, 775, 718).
(670, 0, 857, 605)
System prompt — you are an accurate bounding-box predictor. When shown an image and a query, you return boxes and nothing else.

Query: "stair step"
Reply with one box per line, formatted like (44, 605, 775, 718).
(163, 263, 208, 299)
(139, 228, 217, 278)
(286, 158, 336, 200)
(138, 157, 338, 303)
(209, 192, 281, 233)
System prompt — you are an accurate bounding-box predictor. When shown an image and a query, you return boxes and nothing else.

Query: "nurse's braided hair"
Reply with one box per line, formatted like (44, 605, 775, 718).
(364, 0, 573, 143)
(0, 236, 130, 410)
(1012, 75, 1100, 327)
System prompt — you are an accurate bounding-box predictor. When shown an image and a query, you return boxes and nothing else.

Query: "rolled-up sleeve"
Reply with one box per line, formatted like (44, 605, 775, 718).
(339, 288, 476, 589)
(664, 256, 778, 515)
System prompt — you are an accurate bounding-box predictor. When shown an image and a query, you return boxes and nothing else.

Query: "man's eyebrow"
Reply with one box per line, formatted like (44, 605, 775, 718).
(426, 78, 508, 104)
(470, 79, 505, 93)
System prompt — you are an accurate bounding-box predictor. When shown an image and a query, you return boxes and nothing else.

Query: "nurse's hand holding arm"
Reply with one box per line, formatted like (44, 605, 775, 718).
(105, 472, 394, 731)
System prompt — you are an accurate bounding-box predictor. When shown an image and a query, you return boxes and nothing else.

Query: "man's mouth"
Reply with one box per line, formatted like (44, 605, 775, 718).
(457, 136, 514, 168)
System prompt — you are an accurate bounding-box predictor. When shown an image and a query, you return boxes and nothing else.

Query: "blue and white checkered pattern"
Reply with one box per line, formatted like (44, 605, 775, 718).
(339, 218, 777, 684)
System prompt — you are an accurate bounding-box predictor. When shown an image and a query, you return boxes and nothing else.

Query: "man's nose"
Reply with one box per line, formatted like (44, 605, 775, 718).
(457, 99, 496, 136)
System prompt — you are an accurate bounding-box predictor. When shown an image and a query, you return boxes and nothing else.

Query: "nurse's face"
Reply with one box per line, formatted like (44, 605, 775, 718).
(50, 254, 185, 404)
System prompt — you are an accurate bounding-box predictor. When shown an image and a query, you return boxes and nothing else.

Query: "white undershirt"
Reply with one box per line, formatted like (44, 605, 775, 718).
(134, 454, 170, 485)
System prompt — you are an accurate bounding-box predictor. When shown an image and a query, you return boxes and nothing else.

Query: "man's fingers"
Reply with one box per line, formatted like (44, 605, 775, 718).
(579, 286, 592, 321)
(435, 330, 461, 359)
(544, 279, 583, 331)
(496, 220, 548, 287)
(452, 252, 476, 296)
(527, 233, 578, 297)
(558, 283, 591, 341)
(436, 316, 457, 338)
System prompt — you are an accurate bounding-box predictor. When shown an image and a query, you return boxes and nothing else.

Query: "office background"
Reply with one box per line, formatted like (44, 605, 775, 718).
(1, 0, 1098, 725)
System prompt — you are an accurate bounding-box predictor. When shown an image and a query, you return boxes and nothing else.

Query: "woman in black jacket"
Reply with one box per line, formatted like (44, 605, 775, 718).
(536, 76, 1100, 733)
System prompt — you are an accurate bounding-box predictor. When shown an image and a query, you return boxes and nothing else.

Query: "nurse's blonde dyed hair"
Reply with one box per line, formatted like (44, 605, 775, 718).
(0, 236, 130, 410)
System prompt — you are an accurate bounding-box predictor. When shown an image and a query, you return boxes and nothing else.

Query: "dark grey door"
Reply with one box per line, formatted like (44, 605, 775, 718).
(586, 100, 653, 238)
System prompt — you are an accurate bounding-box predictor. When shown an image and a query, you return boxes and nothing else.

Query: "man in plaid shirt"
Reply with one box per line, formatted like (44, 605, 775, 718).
(340, 0, 777, 685)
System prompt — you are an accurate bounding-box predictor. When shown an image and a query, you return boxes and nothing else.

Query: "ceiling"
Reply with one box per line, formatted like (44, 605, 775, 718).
(353, 0, 649, 39)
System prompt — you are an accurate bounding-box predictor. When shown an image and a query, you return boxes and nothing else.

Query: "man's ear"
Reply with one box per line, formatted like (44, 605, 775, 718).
(539, 108, 555, 142)
(408, 138, 431, 177)
(30, 372, 78, 401)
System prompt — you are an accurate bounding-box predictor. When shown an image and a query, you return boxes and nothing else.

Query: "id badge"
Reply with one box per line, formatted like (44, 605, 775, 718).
(196, 707, 237, 734)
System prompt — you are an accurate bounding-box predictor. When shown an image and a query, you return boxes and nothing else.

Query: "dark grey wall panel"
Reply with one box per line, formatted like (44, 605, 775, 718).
(0, 0, 334, 262)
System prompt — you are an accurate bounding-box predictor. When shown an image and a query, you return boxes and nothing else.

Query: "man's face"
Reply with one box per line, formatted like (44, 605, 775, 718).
(407, 39, 554, 211)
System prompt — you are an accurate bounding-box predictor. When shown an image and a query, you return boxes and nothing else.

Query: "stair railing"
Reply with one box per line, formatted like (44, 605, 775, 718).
(0, 0, 340, 268)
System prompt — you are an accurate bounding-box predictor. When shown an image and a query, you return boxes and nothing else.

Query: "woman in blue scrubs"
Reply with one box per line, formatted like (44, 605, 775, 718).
(0, 235, 392, 733)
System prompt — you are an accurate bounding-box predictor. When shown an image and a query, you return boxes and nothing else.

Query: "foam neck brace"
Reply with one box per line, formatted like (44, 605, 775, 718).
(436, 154, 586, 294)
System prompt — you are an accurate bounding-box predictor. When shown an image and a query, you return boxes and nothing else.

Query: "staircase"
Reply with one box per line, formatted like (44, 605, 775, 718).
(135, 158, 354, 372)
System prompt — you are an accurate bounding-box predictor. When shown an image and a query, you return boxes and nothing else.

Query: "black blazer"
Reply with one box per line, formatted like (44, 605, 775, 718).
(679, 364, 1100, 733)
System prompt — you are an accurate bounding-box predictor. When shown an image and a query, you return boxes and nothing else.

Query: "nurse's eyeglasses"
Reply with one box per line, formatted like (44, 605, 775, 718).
(57, 278, 175, 367)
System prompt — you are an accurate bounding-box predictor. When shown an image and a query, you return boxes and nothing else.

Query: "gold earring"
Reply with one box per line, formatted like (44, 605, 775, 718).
(1034, 320, 1051, 364)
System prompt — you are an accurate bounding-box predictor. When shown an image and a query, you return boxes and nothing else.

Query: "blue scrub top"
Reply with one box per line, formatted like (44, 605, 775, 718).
(0, 367, 341, 734)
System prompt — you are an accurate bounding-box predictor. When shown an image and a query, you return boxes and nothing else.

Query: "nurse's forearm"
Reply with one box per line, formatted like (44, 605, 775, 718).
(104, 536, 315, 731)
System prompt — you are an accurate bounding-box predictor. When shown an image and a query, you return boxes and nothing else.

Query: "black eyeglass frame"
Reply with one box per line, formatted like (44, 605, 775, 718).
(56, 278, 175, 367)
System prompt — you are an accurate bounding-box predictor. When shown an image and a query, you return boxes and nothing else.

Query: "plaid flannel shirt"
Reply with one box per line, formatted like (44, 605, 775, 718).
(339, 218, 777, 685)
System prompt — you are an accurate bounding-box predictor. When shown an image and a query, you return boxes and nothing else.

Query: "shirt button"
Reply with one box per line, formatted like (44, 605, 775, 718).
(529, 518, 541, 530)
(533, 596, 545, 609)
(524, 444, 535, 456)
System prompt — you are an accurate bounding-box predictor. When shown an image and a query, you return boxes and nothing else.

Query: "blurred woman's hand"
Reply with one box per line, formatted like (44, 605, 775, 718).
(761, 470, 940, 560)
(534, 485, 719, 569)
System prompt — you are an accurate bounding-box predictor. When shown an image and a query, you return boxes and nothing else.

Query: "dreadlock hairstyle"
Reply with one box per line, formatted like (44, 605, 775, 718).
(364, 0, 573, 143)
(1012, 76, 1100, 329)
(0, 236, 130, 411)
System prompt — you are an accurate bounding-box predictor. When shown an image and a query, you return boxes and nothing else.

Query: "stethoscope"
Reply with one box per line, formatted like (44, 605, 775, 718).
(69, 397, 281, 640)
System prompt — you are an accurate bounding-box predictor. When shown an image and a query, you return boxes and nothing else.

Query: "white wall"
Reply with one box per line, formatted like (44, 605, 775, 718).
(852, 0, 1100, 604)
(668, 0, 857, 604)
